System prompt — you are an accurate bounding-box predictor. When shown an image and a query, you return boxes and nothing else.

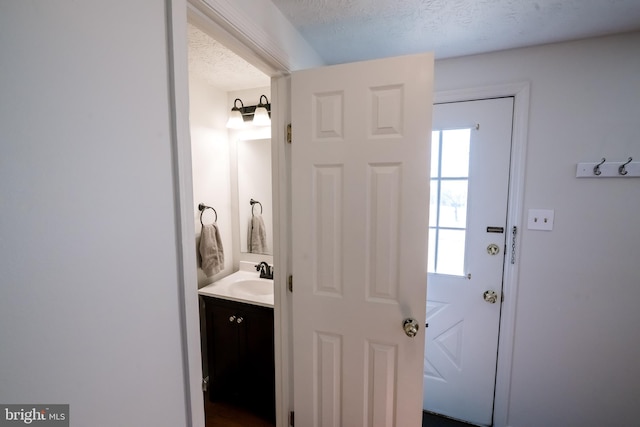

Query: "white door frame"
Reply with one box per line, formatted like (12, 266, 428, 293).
(165, 2, 204, 426)
(434, 83, 530, 427)
(168, 1, 297, 426)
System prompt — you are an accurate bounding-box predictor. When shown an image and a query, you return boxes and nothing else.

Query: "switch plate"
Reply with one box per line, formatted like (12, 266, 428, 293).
(527, 209, 554, 231)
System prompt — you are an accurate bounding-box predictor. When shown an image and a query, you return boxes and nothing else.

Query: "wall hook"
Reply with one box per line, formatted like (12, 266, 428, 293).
(618, 157, 632, 176)
(593, 158, 606, 176)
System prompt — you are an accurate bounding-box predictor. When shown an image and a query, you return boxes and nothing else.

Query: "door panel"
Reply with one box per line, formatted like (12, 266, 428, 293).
(424, 98, 514, 426)
(292, 54, 434, 426)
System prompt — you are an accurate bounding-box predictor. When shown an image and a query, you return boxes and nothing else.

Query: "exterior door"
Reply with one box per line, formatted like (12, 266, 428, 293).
(423, 98, 514, 426)
(291, 54, 434, 426)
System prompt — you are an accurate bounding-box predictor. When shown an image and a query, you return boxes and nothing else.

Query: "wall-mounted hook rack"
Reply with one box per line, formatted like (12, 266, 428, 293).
(576, 157, 639, 178)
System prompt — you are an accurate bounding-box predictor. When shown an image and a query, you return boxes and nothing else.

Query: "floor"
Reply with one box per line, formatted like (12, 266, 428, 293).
(204, 394, 275, 427)
(205, 393, 472, 427)
(422, 411, 476, 427)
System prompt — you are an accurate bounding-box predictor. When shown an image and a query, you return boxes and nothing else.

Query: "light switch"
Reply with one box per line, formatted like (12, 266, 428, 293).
(527, 209, 554, 231)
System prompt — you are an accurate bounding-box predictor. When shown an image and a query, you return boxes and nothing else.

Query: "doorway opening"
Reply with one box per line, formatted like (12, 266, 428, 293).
(187, 18, 275, 427)
(424, 97, 516, 426)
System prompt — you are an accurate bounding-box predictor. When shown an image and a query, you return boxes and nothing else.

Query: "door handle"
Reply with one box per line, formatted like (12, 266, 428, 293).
(403, 318, 419, 338)
(483, 290, 498, 304)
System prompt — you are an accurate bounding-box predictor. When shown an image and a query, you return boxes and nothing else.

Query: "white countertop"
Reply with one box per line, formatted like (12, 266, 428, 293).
(198, 262, 274, 308)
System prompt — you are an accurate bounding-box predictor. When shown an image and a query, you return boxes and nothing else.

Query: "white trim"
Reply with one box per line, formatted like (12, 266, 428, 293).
(167, 1, 206, 426)
(189, 0, 323, 73)
(495, 82, 529, 427)
(198, 0, 291, 71)
(434, 82, 531, 427)
(271, 75, 293, 427)
(176, 3, 294, 427)
(187, 3, 282, 78)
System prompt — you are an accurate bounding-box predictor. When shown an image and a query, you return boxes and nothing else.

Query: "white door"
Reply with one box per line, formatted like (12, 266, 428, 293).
(423, 98, 514, 426)
(291, 54, 434, 426)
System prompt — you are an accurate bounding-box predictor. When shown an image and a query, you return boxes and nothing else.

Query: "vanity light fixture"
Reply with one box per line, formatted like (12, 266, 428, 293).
(225, 95, 271, 129)
(226, 98, 245, 129)
(252, 95, 271, 127)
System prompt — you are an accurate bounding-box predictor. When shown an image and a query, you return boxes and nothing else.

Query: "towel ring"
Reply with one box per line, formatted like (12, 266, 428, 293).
(198, 203, 217, 226)
(250, 198, 262, 215)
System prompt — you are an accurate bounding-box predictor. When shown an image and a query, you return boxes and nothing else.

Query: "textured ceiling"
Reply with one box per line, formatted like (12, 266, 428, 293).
(187, 24, 270, 92)
(271, 0, 640, 64)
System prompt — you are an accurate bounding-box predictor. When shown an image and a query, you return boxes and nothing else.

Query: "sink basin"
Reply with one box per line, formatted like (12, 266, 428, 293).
(198, 263, 275, 307)
(229, 279, 273, 297)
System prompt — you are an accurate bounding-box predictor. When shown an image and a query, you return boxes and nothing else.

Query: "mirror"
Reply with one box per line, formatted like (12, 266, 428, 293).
(237, 138, 272, 255)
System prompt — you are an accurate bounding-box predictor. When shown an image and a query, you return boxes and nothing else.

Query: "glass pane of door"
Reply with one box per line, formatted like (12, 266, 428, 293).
(428, 128, 471, 276)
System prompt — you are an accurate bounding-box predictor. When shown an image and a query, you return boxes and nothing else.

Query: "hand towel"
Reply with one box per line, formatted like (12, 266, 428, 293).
(247, 214, 267, 254)
(199, 223, 224, 277)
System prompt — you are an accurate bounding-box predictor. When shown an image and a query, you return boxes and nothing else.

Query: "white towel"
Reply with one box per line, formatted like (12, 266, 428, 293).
(199, 223, 224, 277)
(247, 214, 267, 254)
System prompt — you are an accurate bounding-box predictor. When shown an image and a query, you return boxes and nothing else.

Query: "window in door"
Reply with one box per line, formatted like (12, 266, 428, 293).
(428, 128, 471, 276)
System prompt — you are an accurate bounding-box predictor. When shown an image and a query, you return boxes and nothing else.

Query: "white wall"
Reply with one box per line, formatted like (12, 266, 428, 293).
(435, 32, 640, 426)
(189, 75, 234, 287)
(0, 1, 189, 426)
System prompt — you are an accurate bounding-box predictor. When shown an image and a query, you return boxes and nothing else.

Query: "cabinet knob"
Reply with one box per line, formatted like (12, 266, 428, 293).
(229, 316, 236, 323)
(236, 317, 244, 324)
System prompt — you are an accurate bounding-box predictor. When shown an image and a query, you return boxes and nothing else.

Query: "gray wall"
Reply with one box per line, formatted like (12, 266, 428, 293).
(0, 1, 189, 426)
(435, 32, 640, 426)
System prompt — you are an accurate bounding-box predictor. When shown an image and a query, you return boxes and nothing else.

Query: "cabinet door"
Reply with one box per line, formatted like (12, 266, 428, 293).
(242, 304, 275, 421)
(206, 300, 241, 400)
(204, 296, 275, 422)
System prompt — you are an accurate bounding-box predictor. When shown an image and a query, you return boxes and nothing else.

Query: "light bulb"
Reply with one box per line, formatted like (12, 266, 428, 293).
(226, 109, 244, 129)
(252, 106, 271, 126)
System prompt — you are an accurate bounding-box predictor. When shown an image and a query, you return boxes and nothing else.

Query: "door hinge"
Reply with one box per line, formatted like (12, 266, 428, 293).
(289, 410, 294, 426)
(288, 275, 293, 292)
(201, 376, 209, 392)
(286, 123, 292, 144)
(510, 225, 517, 265)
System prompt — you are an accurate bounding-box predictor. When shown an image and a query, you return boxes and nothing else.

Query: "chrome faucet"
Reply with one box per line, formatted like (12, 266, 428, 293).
(255, 261, 273, 279)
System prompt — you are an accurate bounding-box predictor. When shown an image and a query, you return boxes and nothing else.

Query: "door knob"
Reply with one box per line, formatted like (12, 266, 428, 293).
(487, 243, 500, 255)
(483, 290, 498, 304)
(403, 318, 419, 338)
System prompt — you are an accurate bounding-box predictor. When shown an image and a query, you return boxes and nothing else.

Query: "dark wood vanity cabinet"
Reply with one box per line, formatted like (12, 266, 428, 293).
(203, 296, 275, 422)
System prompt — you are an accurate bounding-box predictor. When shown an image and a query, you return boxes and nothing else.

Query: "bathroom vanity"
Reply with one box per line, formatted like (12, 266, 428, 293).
(198, 264, 275, 421)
